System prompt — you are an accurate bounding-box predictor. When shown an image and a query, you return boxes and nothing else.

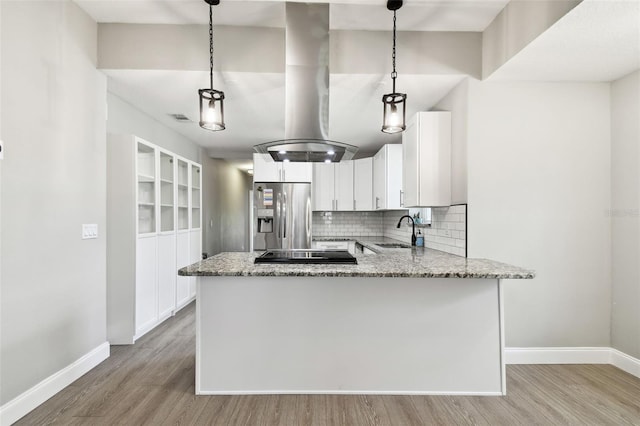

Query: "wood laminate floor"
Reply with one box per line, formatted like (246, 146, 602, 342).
(16, 302, 640, 425)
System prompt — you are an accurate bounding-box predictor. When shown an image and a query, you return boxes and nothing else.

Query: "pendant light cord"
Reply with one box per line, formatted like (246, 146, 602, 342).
(391, 9, 397, 93)
(209, 3, 214, 89)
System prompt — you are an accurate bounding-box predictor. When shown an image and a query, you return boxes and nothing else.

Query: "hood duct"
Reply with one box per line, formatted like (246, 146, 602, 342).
(253, 2, 358, 162)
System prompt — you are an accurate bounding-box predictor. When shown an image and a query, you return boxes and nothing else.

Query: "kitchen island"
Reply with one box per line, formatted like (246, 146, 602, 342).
(180, 244, 533, 396)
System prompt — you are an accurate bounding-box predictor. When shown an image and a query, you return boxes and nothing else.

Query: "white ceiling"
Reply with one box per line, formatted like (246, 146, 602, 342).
(489, 0, 640, 81)
(75, 0, 509, 31)
(77, 0, 640, 165)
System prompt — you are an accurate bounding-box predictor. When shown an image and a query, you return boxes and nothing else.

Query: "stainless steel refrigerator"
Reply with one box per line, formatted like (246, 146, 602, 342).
(253, 182, 312, 251)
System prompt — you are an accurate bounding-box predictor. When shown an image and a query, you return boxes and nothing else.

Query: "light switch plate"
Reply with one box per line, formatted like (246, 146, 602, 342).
(82, 224, 98, 239)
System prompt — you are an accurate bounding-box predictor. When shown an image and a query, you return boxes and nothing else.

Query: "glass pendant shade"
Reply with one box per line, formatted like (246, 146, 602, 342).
(381, 92, 406, 133)
(198, 0, 225, 132)
(199, 88, 225, 131)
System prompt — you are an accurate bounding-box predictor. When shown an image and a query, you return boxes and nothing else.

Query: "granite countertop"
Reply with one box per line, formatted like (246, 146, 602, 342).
(179, 236, 535, 279)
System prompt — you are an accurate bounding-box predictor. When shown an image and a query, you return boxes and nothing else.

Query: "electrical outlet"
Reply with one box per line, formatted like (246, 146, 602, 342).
(82, 224, 98, 239)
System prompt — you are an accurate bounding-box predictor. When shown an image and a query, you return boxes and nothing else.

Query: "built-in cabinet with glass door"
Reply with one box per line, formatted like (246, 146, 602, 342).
(107, 135, 202, 344)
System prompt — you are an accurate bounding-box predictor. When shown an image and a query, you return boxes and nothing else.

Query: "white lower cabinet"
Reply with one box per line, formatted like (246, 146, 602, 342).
(135, 235, 158, 338)
(313, 240, 356, 255)
(176, 231, 192, 309)
(157, 233, 177, 320)
(189, 229, 201, 298)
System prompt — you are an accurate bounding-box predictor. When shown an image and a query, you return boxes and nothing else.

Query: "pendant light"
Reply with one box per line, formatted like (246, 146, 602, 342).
(198, 0, 225, 131)
(381, 0, 406, 134)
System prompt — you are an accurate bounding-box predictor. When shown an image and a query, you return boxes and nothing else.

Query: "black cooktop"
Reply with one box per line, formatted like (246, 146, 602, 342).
(254, 249, 358, 265)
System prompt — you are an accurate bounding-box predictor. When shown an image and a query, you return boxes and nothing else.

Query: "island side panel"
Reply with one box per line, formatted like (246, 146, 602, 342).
(196, 276, 502, 395)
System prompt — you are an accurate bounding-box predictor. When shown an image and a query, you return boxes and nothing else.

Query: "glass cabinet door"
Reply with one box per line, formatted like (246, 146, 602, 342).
(177, 159, 189, 231)
(159, 152, 175, 232)
(137, 142, 156, 234)
(191, 164, 201, 229)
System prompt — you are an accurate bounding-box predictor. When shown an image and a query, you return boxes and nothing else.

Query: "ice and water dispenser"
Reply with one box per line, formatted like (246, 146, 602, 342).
(256, 208, 273, 233)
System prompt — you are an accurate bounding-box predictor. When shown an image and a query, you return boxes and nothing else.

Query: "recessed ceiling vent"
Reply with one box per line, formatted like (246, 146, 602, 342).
(169, 113, 192, 123)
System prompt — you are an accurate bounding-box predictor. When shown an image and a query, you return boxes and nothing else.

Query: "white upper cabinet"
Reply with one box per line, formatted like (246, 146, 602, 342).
(312, 162, 335, 210)
(253, 153, 312, 182)
(353, 158, 373, 211)
(373, 144, 403, 210)
(402, 112, 451, 207)
(312, 161, 354, 211)
(282, 160, 313, 182)
(334, 161, 354, 211)
(253, 153, 280, 181)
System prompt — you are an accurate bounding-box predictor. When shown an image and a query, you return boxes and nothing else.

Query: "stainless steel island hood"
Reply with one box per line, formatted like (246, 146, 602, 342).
(253, 3, 358, 163)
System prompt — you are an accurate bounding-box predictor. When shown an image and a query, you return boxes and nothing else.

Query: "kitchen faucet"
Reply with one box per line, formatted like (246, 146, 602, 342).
(396, 215, 417, 246)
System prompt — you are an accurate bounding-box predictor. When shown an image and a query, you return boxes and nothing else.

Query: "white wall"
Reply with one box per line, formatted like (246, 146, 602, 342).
(450, 79, 612, 348)
(202, 157, 252, 256)
(610, 69, 640, 358)
(106, 92, 201, 163)
(1, 0, 107, 405)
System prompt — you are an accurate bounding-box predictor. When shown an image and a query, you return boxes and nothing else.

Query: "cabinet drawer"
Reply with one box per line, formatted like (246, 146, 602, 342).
(313, 241, 350, 250)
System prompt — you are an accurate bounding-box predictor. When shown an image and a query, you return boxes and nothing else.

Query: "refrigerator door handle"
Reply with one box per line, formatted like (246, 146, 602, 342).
(277, 192, 282, 239)
(283, 191, 287, 239)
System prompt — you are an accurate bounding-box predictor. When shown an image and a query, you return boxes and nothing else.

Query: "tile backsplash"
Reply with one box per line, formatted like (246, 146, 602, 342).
(312, 205, 467, 257)
(312, 211, 383, 237)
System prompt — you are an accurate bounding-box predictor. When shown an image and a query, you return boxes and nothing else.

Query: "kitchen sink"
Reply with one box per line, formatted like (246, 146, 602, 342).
(376, 243, 411, 248)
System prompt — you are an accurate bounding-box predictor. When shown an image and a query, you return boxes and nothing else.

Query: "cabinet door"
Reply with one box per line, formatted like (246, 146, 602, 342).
(312, 163, 335, 210)
(136, 235, 158, 337)
(402, 117, 419, 207)
(334, 160, 354, 211)
(157, 233, 176, 319)
(136, 142, 157, 234)
(385, 144, 403, 210)
(158, 151, 175, 232)
(353, 158, 373, 210)
(313, 241, 350, 250)
(282, 161, 312, 182)
(253, 153, 280, 181)
(373, 148, 386, 210)
(190, 164, 201, 229)
(176, 231, 191, 309)
(189, 229, 201, 298)
(177, 159, 190, 230)
(417, 112, 451, 207)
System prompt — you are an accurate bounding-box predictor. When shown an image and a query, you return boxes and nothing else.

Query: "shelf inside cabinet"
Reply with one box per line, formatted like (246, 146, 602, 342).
(137, 174, 155, 183)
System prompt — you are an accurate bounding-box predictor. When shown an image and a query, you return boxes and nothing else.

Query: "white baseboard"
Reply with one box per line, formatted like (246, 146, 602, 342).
(505, 347, 611, 364)
(610, 348, 640, 378)
(0, 342, 110, 426)
(506, 346, 640, 379)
